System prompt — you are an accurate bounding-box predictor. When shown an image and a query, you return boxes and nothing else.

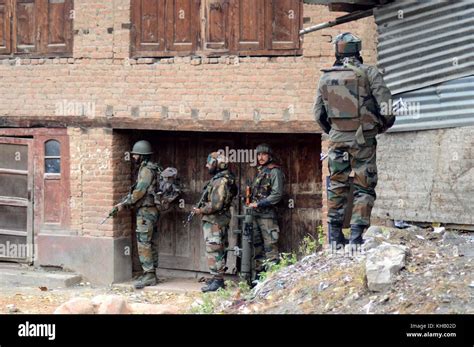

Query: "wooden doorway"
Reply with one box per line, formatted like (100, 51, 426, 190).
(0, 137, 34, 263)
(125, 131, 322, 274)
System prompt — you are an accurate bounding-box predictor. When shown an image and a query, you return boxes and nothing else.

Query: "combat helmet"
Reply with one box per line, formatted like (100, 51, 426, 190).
(131, 140, 153, 155)
(256, 143, 273, 156)
(207, 151, 229, 170)
(333, 32, 362, 57)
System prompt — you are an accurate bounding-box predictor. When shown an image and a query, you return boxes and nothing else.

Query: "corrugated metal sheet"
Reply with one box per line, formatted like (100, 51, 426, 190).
(390, 76, 474, 132)
(374, 0, 474, 95)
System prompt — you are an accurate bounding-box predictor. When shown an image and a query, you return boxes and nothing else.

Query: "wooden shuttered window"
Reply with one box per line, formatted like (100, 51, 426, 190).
(0, 0, 11, 54)
(202, 0, 231, 52)
(40, 0, 74, 55)
(0, 0, 73, 57)
(131, 0, 302, 58)
(131, 0, 201, 57)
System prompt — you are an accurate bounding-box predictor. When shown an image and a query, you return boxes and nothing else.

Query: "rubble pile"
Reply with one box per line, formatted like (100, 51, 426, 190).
(226, 225, 473, 314)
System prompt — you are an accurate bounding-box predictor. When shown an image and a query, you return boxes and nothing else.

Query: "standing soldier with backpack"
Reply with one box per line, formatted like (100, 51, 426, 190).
(193, 152, 237, 292)
(114, 140, 162, 289)
(314, 33, 395, 248)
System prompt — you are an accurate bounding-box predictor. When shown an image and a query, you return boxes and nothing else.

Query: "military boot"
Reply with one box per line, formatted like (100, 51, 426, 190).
(329, 223, 347, 249)
(349, 225, 365, 245)
(201, 278, 225, 293)
(134, 272, 157, 289)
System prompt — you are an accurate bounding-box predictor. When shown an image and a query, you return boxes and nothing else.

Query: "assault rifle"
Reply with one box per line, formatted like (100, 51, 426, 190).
(183, 182, 210, 227)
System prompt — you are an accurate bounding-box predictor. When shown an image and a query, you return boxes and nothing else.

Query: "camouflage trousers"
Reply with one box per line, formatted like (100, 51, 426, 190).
(202, 221, 229, 279)
(328, 138, 378, 227)
(253, 216, 280, 272)
(136, 206, 159, 274)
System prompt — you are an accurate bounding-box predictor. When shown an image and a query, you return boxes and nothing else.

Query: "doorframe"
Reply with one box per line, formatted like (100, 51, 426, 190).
(0, 136, 34, 263)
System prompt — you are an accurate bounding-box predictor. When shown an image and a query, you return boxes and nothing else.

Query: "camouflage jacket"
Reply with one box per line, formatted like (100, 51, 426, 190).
(313, 57, 395, 144)
(201, 169, 236, 226)
(123, 160, 162, 209)
(251, 163, 284, 217)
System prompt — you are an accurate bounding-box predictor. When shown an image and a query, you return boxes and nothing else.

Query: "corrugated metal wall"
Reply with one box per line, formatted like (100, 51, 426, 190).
(389, 76, 474, 132)
(374, 0, 474, 132)
(374, 0, 474, 95)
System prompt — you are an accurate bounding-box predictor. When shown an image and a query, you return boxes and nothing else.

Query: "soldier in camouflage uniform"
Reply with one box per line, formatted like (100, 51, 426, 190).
(115, 140, 162, 289)
(249, 144, 284, 273)
(194, 152, 237, 292)
(313, 33, 395, 247)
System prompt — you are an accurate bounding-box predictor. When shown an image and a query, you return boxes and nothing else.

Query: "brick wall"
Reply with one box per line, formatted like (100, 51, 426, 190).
(1, 2, 378, 237)
(67, 127, 132, 237)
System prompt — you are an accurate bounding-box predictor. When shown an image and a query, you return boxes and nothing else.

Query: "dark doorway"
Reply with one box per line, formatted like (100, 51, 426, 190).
(120, 130, 322, 274)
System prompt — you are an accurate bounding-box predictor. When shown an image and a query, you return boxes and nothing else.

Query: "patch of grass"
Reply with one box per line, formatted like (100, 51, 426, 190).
(299, 225, 326, 257)
(189, 293, 216, 314)
(258, 252, 298, 282)
(188, 281, 235, 314)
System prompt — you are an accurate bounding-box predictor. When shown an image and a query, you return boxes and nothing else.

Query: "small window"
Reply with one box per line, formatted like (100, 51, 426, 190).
(45, 140, 61, 174)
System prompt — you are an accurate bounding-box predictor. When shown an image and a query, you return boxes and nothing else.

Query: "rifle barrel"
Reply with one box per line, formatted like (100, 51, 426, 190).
(299, 9, 373, 36)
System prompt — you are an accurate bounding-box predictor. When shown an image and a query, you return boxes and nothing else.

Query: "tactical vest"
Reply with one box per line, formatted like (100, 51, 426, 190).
(251, 164, 279, 203)
(205, 170, 237, 212)
(320, 60, 380, 143)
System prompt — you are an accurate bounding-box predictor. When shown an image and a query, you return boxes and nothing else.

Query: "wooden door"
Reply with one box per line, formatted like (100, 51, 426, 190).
(0, 137, 34, 262)
(241, 133, 322, 253)
(128, 131, 322, 273)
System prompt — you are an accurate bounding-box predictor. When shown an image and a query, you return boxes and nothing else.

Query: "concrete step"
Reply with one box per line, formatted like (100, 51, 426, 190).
(0, 264, 82, 288)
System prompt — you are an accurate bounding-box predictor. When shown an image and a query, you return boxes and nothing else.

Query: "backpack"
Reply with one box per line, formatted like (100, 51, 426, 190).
(320, 59, 370, 134)
(153, 166, 182, 212)
(223, 172, 238, 208)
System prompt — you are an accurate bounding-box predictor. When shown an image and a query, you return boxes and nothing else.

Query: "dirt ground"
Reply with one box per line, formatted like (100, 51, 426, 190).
(1, 226, 473, 315)
(0, 282, 201, 314)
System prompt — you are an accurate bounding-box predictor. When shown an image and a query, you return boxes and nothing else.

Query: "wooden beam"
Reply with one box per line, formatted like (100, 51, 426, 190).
(0, 116, 323, 134)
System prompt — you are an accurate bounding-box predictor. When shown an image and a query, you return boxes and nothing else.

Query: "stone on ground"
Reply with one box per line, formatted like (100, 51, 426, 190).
(54, 298, 95, 314)
(365, 243, 407, 292)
